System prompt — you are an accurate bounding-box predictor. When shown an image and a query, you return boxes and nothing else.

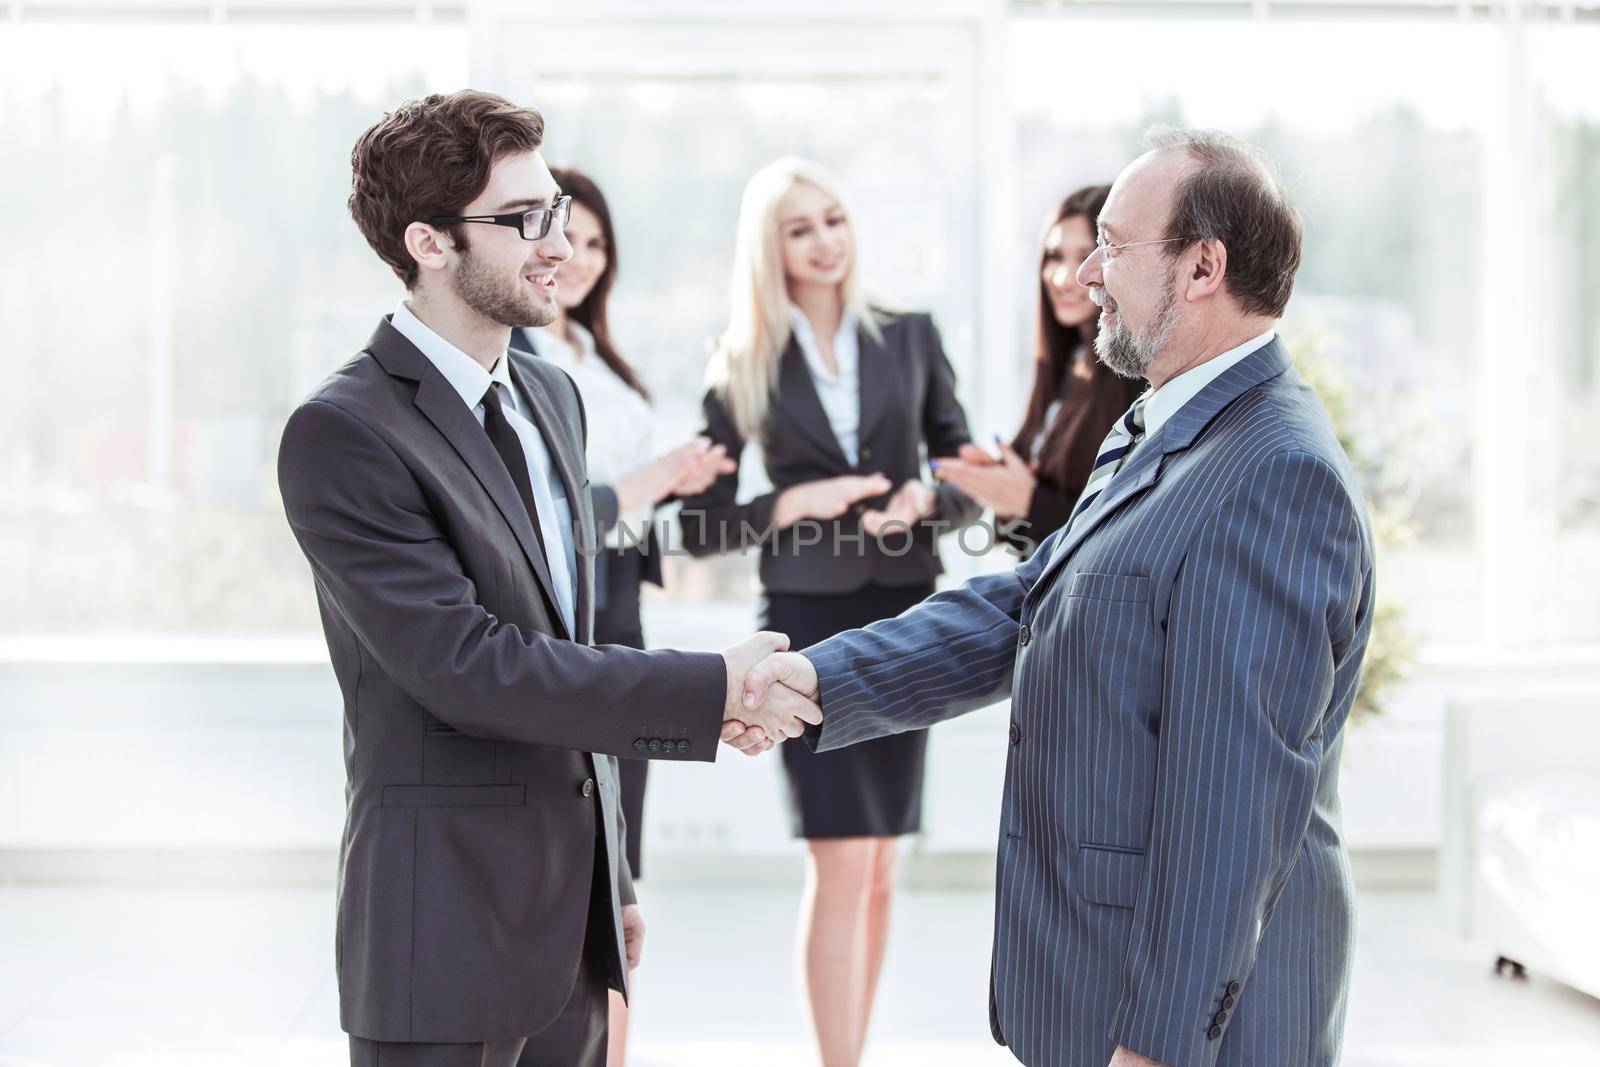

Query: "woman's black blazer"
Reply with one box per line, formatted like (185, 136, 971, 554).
(679, 311, 980, 594)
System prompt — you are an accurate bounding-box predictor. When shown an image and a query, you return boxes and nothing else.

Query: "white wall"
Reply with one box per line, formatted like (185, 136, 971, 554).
(8, 614, 1594, 886)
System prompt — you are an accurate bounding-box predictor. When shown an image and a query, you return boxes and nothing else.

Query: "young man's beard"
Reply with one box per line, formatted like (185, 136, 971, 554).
(453, 240, 556, 329)
(1094, 265, 1180, 381)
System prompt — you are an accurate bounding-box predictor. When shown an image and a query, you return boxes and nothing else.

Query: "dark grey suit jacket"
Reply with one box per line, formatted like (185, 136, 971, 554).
(277, 318, 727, 1045)
(679, 310, 980, 592)
(804, 340, 1375, 1067)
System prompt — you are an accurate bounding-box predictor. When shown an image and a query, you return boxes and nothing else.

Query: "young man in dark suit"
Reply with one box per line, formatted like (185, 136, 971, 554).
(277, 90, 819, 1067)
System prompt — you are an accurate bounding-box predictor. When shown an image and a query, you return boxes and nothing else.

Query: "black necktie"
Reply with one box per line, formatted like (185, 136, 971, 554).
(480, 381, 549, 558)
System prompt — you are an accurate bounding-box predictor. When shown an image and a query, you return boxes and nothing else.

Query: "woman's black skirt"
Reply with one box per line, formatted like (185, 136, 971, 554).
(760, 581, 934, 839)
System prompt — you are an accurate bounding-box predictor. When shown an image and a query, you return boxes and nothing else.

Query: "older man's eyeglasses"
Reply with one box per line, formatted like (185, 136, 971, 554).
(1094, 233, 1200, 263)
(429, 195, 572, 241)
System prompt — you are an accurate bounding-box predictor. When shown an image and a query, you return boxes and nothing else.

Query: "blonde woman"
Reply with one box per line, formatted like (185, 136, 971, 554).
(680, 158, 979, 1067)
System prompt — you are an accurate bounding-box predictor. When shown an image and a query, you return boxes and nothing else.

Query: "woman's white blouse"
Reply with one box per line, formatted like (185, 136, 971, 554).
(521, 322, 656, 550)
(788, 304, 861, 466)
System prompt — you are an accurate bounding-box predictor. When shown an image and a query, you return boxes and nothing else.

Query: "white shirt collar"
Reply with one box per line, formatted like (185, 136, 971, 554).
(1142, 329, 1276, 440)
(391, 299, 513, 413)
(788, 303, 856, 346)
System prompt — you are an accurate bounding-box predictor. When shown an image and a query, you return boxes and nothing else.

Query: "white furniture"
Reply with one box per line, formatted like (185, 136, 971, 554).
(1441, 688, 1600, 998)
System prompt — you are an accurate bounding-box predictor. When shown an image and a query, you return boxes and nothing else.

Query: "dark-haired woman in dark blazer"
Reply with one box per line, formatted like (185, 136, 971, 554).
(933, 184, 1144, 558)
(679, 157, 978, 1067)
(514, 166, 733, 1067)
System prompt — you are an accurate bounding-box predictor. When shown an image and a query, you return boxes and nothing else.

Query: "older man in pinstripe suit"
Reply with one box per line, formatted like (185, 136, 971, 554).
(734, 128, 1375, 1067)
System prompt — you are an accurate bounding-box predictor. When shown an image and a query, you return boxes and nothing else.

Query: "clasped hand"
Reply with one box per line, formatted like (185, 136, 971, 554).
(719, 632, 823, 756)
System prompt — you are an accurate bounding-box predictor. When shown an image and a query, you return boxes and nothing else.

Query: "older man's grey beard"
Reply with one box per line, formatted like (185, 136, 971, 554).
(454, 242, 557, 329)
(1094, 268, 1181, 381)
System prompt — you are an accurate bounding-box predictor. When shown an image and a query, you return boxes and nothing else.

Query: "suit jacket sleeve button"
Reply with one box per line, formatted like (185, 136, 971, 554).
(1222, 994, 1236, 1010)
(677, 739, 691, 753)
(581, 779, 595, 797)
(1207, 1024, 1223, 1040)
(633, 739, 648, 753)
(1226, 980, 1242, 997)
(647, 739, 661, 753)
(1018, 623, 1031, 647)
(1009, 721, 1021, 745)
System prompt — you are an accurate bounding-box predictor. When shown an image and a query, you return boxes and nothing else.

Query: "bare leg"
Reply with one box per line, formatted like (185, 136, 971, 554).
(799, 837, 877, 1067)
(605, 983, 630, 1067)
(853, 838, 898, 1062)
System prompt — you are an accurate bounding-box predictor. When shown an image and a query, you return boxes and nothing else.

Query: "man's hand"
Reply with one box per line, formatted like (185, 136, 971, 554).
(720, 632, 821, 755)
(741, 651, 820, 709)
(720, 719, 775, 756)
(860, 479, 936, 537)
(721, 650, 823, 757)
(1107, 1046, 1169, 1067)
(620, 903, 645, 970)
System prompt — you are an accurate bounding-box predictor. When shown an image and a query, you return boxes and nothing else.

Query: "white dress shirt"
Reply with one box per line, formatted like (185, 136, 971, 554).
(1142, 329, 1277, 440)
(391, 300, 577, 636)
(788, 304, 861, 466)
(521, 322, 656, 550)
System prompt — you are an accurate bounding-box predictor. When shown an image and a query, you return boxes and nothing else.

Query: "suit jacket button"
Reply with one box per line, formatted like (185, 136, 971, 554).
(1207, 1024, 1223, 1040)
(1213, 1009, 1229, 1025)
(581, 779, 595, 798)
(632, 739, 648, 753)
(1009, 721, 1021, 745)
(1018, 623, 1031, 647)
(860, 446, 874, 462)
(1222, 994, 1236, 1010)
(676, 739, 691, 753)
(1226, 980, 1242, 997)
(647, 739, 661, 753)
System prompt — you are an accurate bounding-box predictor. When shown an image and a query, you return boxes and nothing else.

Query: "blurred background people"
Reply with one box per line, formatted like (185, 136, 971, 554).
(512, 165, 733, 1067)
(932, 184, 1144, 559)
(679, 157, 979, 1067)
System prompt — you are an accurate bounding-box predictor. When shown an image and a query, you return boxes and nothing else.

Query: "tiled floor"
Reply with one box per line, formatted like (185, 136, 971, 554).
(0, 883, 1596, 1066)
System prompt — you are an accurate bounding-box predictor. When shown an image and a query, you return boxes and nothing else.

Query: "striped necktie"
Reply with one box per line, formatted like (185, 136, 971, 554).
(1064, 395, 1148, 534)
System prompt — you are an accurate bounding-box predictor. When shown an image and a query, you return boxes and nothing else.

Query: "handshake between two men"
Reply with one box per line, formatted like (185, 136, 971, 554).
(717, 632, 825, 756)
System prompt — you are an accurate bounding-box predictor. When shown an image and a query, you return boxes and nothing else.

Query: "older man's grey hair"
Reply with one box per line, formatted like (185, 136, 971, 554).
(1141, 125, 1303, 320)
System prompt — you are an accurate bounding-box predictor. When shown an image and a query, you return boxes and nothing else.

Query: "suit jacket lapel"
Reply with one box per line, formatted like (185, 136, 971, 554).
(1027, 440, 1166, 601)
(1156, 337, 1292, 453)
(854, 323, 893, 449)
(368, 319, 569, 640)
(776, 338, 853, 467)
(1025, 338, 1294, 602)
(507, 326, 538, 356)
(506, 352, 596, 645)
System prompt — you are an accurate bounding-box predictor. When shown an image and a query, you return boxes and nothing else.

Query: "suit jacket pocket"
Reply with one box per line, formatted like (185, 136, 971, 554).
(1066, 571, 1150, 603)
(382, 784, 526, 807)
(1076, 843, 1145, 909)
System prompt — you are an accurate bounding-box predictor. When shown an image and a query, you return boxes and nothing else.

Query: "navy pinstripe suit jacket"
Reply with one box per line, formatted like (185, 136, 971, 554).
(805, 339, 1375, 1067)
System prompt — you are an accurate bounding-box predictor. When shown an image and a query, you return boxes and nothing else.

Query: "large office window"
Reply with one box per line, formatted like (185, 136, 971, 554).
(3, 10, 1594, 652)
(1539, 27, 1600, 643)
(0, 24, 467, 636)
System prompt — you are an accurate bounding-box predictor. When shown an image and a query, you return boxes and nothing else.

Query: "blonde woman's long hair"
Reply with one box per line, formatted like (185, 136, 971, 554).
(707, 158, 883, 442)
